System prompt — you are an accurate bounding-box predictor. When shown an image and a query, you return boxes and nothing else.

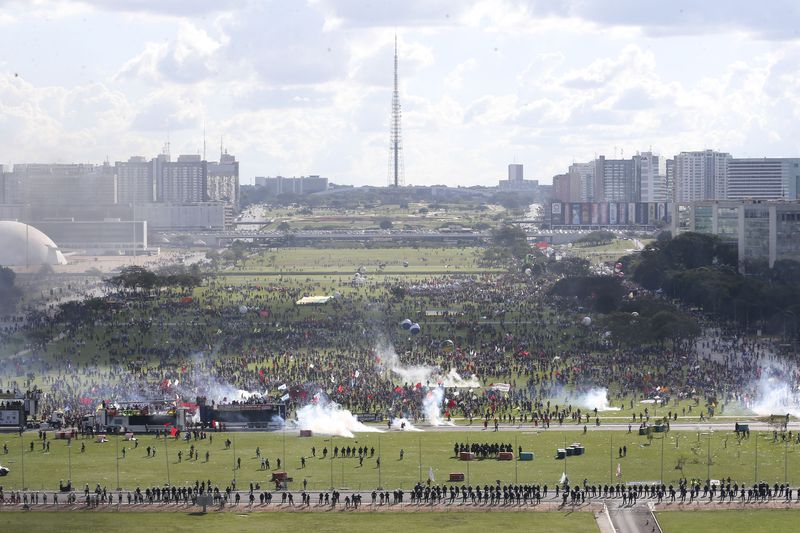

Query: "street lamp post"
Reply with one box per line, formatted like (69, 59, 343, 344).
(377, 434, 382, 489)
(609, 433, 613, 484)
(164, 429, 171, 487)
(115, 433, 121, 490)
(755, 432, 759, 483)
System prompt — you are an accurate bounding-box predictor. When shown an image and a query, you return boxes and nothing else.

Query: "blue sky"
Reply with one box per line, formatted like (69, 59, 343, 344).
(1, 0, 799, 186)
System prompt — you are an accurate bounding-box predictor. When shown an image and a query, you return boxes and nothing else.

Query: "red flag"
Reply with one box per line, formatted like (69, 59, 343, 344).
(163, 423, 172, 427)
(170, 427, 178, 437)
(337, 385, 344, 393)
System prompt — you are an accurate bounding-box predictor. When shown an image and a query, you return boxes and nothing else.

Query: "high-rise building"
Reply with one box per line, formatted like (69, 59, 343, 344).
(552, 171, 581, 203)
(116, 156, 156, 205)
(634, 152, 668, 203)
(508, 164, 523, 182)
(568, 162, 594, 201)
(5, 163, 117, 207)
(674, 150, 731, 202)
(207, 151, 240, 208)
(725, 158, 800, 200)
(666, 158, 675, 201)
(594, 156, 637, 202)
(158, 154, 207, 204)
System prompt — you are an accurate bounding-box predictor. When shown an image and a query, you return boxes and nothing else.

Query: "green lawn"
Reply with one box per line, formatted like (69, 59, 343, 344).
(0, 510, 599, 533)
(1, 428, 797, 492)
(657, 509, 800, 533)
(237, 247, 495, 273)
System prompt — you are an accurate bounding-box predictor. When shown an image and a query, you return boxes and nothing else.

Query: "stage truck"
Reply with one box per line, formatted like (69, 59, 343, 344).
(196, 396, 286, 430)
(81, 401, 191, 434)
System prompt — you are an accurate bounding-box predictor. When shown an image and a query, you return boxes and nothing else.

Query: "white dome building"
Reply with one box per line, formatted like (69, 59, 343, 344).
(0, 221, 67, 267)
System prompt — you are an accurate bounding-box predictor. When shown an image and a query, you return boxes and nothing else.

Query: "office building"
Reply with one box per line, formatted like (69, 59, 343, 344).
(137, 202, 228, 231)
(594, 156, 637, 203)
(158, 154, 207, 204)
(207, 151, 240, 208)
(725, 158, 800, 200)
(552, 172, 581, 203)
(497, 163, 538, 191)
(674, 150, 731, 202)
(254, 175, 329, 196)
(673, 200, 800, 268)
(32, 219, 148, 253)
(4, 163, 117, 206)
(116, 156, 156, 205)
(634, 152, 668, 203)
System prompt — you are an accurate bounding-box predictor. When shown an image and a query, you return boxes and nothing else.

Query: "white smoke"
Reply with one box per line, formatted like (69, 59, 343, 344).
(376, 339, 479, 388)
(422, 387, 454, 426)
(750, 364, 800, 417)
(390, 417, 422, 431)
(568, 388, 620, 411)
(438, 368, 481, 388)
(296, 396, 383, 438)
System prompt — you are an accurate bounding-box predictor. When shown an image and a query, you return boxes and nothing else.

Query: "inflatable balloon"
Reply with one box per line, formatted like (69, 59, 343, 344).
(399, 318, 413, 330)
(409, 323, 421, 335)
(581, 316, 592, 327)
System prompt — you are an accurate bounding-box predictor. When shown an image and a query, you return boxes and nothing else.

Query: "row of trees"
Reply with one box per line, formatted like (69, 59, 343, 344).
(105, 265, 203, 293)
(623, 232, 800, 338)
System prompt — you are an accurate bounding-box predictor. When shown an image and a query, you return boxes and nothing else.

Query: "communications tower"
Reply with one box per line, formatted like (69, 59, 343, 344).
(388, 35, 404, 187)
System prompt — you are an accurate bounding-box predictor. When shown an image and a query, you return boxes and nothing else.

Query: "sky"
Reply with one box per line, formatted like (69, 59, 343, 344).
(1, 0, 800, 187)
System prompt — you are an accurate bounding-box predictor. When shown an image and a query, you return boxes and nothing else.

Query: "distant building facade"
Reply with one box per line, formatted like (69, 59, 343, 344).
(673, 200, 800, 268)
(674, 150, 731, 202)
(254, 175, 329, 195)
(725, 158, 800, 201)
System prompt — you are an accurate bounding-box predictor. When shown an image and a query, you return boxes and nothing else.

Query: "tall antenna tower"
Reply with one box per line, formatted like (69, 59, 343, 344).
(388, 34, 404, 187)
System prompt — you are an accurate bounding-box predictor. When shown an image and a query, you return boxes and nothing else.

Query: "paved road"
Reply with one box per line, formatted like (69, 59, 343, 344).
(346, 420, 798, 434)
(607, 501, 660, 533)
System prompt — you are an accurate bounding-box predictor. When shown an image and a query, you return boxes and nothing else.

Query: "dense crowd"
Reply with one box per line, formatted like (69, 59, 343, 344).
(0, 268, 794, 428)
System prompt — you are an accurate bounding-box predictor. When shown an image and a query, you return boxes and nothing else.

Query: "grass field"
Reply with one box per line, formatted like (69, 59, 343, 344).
(236, 246, 496, 273)
(1, 428, 797, 492)
(0, 510, 599, 533)
(657, 509, 800, 533)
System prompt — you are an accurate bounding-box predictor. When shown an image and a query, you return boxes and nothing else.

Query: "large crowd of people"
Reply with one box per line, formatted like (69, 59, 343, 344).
(0, 269, 791, 429)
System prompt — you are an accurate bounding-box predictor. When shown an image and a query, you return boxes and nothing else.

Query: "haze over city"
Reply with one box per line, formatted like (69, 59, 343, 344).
(2, 0, 800, 186)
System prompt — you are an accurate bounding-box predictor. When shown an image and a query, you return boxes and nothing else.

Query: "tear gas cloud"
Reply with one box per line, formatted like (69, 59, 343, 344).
(750, 363, 800, 418)
(422, 386, 454, 426)
(567, 387, 620, 411)
(375, 339, 479, 388)
(296, 394, 383, 438)
(390, 417, 422, 431)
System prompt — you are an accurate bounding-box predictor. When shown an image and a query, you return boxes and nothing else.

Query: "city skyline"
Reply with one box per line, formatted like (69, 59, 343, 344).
(2, 1, 800, 187)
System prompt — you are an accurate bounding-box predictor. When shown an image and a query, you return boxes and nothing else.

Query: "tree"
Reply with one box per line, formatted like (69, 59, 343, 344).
(379, 219, 393, 230)
(0, 266, 22, 313)
(576, 231, 615, 246)
(490, 224, 530, 260)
